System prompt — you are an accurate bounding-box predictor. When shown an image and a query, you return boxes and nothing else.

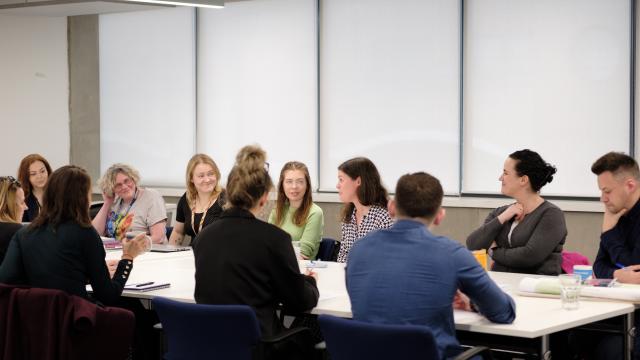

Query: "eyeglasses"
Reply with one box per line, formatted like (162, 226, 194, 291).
(0, 176, 21, 187)
(114, 178, 134, 192)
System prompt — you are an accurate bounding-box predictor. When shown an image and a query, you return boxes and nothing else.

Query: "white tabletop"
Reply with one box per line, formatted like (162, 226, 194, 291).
(109, 250, 634, 339)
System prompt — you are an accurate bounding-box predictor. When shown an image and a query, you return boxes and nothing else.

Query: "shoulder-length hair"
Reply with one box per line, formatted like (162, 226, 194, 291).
(17, 154, 52, 199)
(338, 157, 388, 223)
(185, 154, 223, 208)
(0, 177, 23, 223)
(31, 165, 92, 229)
(274, 161, 313, 227)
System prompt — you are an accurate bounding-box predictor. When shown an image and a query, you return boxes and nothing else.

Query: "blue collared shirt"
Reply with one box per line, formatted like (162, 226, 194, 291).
(347, 219, 515, 359)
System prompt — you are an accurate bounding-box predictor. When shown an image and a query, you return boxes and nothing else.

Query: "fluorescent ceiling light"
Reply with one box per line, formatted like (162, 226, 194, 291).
(125, 0, 223, 8)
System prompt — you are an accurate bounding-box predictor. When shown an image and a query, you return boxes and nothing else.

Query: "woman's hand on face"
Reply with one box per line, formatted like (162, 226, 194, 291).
(102, 191, 115, 205)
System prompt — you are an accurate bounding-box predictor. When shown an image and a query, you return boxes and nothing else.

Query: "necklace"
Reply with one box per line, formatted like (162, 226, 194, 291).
(191, 194, 216, 235)
(114, 188, 138, 232)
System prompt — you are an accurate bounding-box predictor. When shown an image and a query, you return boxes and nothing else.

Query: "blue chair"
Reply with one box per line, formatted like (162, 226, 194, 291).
(153, 297, 260, 360)
(316, 237, 338, 261)
(318, 314, 493, 360)
(153, 297, 314, 360)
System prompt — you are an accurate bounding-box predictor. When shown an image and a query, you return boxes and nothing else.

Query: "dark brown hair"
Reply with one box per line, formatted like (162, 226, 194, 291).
(17, 154, 52, 199)
(591, 152, 640, 180)
(394, 172, 443, 220)
(31, 165, 92, 229)
(338, 157, 388, 222)
(509, 149, 556, 192)
(274, 161, 313, 227)
(226, 145, 273, 210)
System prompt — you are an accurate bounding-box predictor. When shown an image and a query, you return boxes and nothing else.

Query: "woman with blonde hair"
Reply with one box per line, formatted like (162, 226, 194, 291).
(92, 163, 167, 244)
(169, 154, 225, 246)
(268, 161, 324, 259)
(194, 145, 318, 357)
(17, 153, 52, 222)
(0, 177, 28, 264)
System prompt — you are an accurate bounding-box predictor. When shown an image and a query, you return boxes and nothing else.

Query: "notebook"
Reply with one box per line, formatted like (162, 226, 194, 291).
(150, 244, 191, 253)
(101, 237, 122, 250)
(123, 282, 171, 292)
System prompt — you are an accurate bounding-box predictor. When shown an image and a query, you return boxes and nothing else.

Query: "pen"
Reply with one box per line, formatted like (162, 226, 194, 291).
(615, 262, 627, 270)
(135, 282, 154, 287)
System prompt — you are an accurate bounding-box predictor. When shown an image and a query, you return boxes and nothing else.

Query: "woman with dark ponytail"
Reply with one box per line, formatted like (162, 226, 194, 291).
(193, 145, 319, 358)
(466, 149, 567, 275)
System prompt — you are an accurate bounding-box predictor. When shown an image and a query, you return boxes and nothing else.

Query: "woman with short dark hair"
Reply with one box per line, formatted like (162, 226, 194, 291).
(466, 149, 567, 275)
(0, 165, 147, 305)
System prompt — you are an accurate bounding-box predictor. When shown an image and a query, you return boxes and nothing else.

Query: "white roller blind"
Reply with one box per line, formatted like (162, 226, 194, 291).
(0, 15, 69, 175)
(197, 0, 317, 187)
(100, 8, 196, 186)
(463, 0, 630, 197)
(318, 0, 461, 193)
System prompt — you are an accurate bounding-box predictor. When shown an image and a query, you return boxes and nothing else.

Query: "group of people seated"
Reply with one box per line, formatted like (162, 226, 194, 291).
(0, 147, 638, 359)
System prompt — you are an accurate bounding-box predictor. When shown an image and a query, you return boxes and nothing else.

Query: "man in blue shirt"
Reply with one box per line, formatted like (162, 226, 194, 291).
(346, 172, 516, 359)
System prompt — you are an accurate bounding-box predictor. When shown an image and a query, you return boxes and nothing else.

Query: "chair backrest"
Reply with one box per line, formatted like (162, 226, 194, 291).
(0, 284, 134, 360)
(165, 226, 174, 239)
(153, 297, 261, 360)
(318, 314, 440, 360)
(317, 237, 337, 261)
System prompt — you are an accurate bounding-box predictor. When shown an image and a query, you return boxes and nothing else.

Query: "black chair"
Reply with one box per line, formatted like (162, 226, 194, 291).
(89, 201, 104, 220)
(153, 296, 314, 360)
(318, 314, 493, 360)
(316, 237, 338, 261)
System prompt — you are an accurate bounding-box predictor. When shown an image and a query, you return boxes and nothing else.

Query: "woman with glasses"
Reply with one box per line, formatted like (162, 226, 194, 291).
(17, 154, 52, 222)
(0, 177, 28, 264)
(268, 161, 324, 260)
(0, 166, 148, 305)
(92, 163, 168, 244)
(194, 145, 319, 353)
(169, 154, 226, 247)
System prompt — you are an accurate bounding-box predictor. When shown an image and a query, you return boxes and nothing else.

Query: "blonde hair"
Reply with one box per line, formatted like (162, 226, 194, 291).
(185, 154, 222, 207)
(0, 177, 23, 223)
(274, 161, 313, 227)
(226, 145, 273, 210)
(98, 163, 141, 197)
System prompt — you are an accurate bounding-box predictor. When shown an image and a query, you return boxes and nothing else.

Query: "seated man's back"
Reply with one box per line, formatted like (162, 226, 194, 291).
(346, 172, 515, 359)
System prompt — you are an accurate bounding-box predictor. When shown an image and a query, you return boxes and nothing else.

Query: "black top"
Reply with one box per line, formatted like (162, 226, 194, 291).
(0, 222, 22, 264)
(0, 222, 132, 305)
(594, 198, 640, 279)
(194, 207, 319, 336)
(176, 191, 226, 241)
(22, 193, 40, 222)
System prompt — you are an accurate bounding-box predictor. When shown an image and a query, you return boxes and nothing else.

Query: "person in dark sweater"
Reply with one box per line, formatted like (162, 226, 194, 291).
(194, 145, 319, 341)
(0, 176, 27, 264)
(467, 149, 567, 275)
(0, 165, 148, 305)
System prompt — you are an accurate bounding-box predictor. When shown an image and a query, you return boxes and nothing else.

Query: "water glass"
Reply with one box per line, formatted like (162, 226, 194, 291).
(559, 274, 581, 310)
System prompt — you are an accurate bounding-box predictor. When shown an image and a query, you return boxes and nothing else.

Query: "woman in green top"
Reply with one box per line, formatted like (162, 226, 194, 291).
(269, 161, 324, 260)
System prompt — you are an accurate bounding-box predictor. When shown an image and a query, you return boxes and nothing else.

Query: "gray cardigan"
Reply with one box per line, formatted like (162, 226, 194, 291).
(466, 201, 567, 275)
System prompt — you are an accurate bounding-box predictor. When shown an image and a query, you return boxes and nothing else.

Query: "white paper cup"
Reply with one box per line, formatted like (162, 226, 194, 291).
(573, 265, 593, 282)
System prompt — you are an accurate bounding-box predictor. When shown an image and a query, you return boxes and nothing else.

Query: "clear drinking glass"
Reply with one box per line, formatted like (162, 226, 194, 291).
(559, 274, 581, 310)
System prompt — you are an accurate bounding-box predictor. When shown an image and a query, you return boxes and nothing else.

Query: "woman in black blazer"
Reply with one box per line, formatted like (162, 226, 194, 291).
(193, 145, 319, 339)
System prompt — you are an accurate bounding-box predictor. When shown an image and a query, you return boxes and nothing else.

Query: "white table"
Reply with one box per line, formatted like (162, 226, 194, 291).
(108, 251, 635, 359)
